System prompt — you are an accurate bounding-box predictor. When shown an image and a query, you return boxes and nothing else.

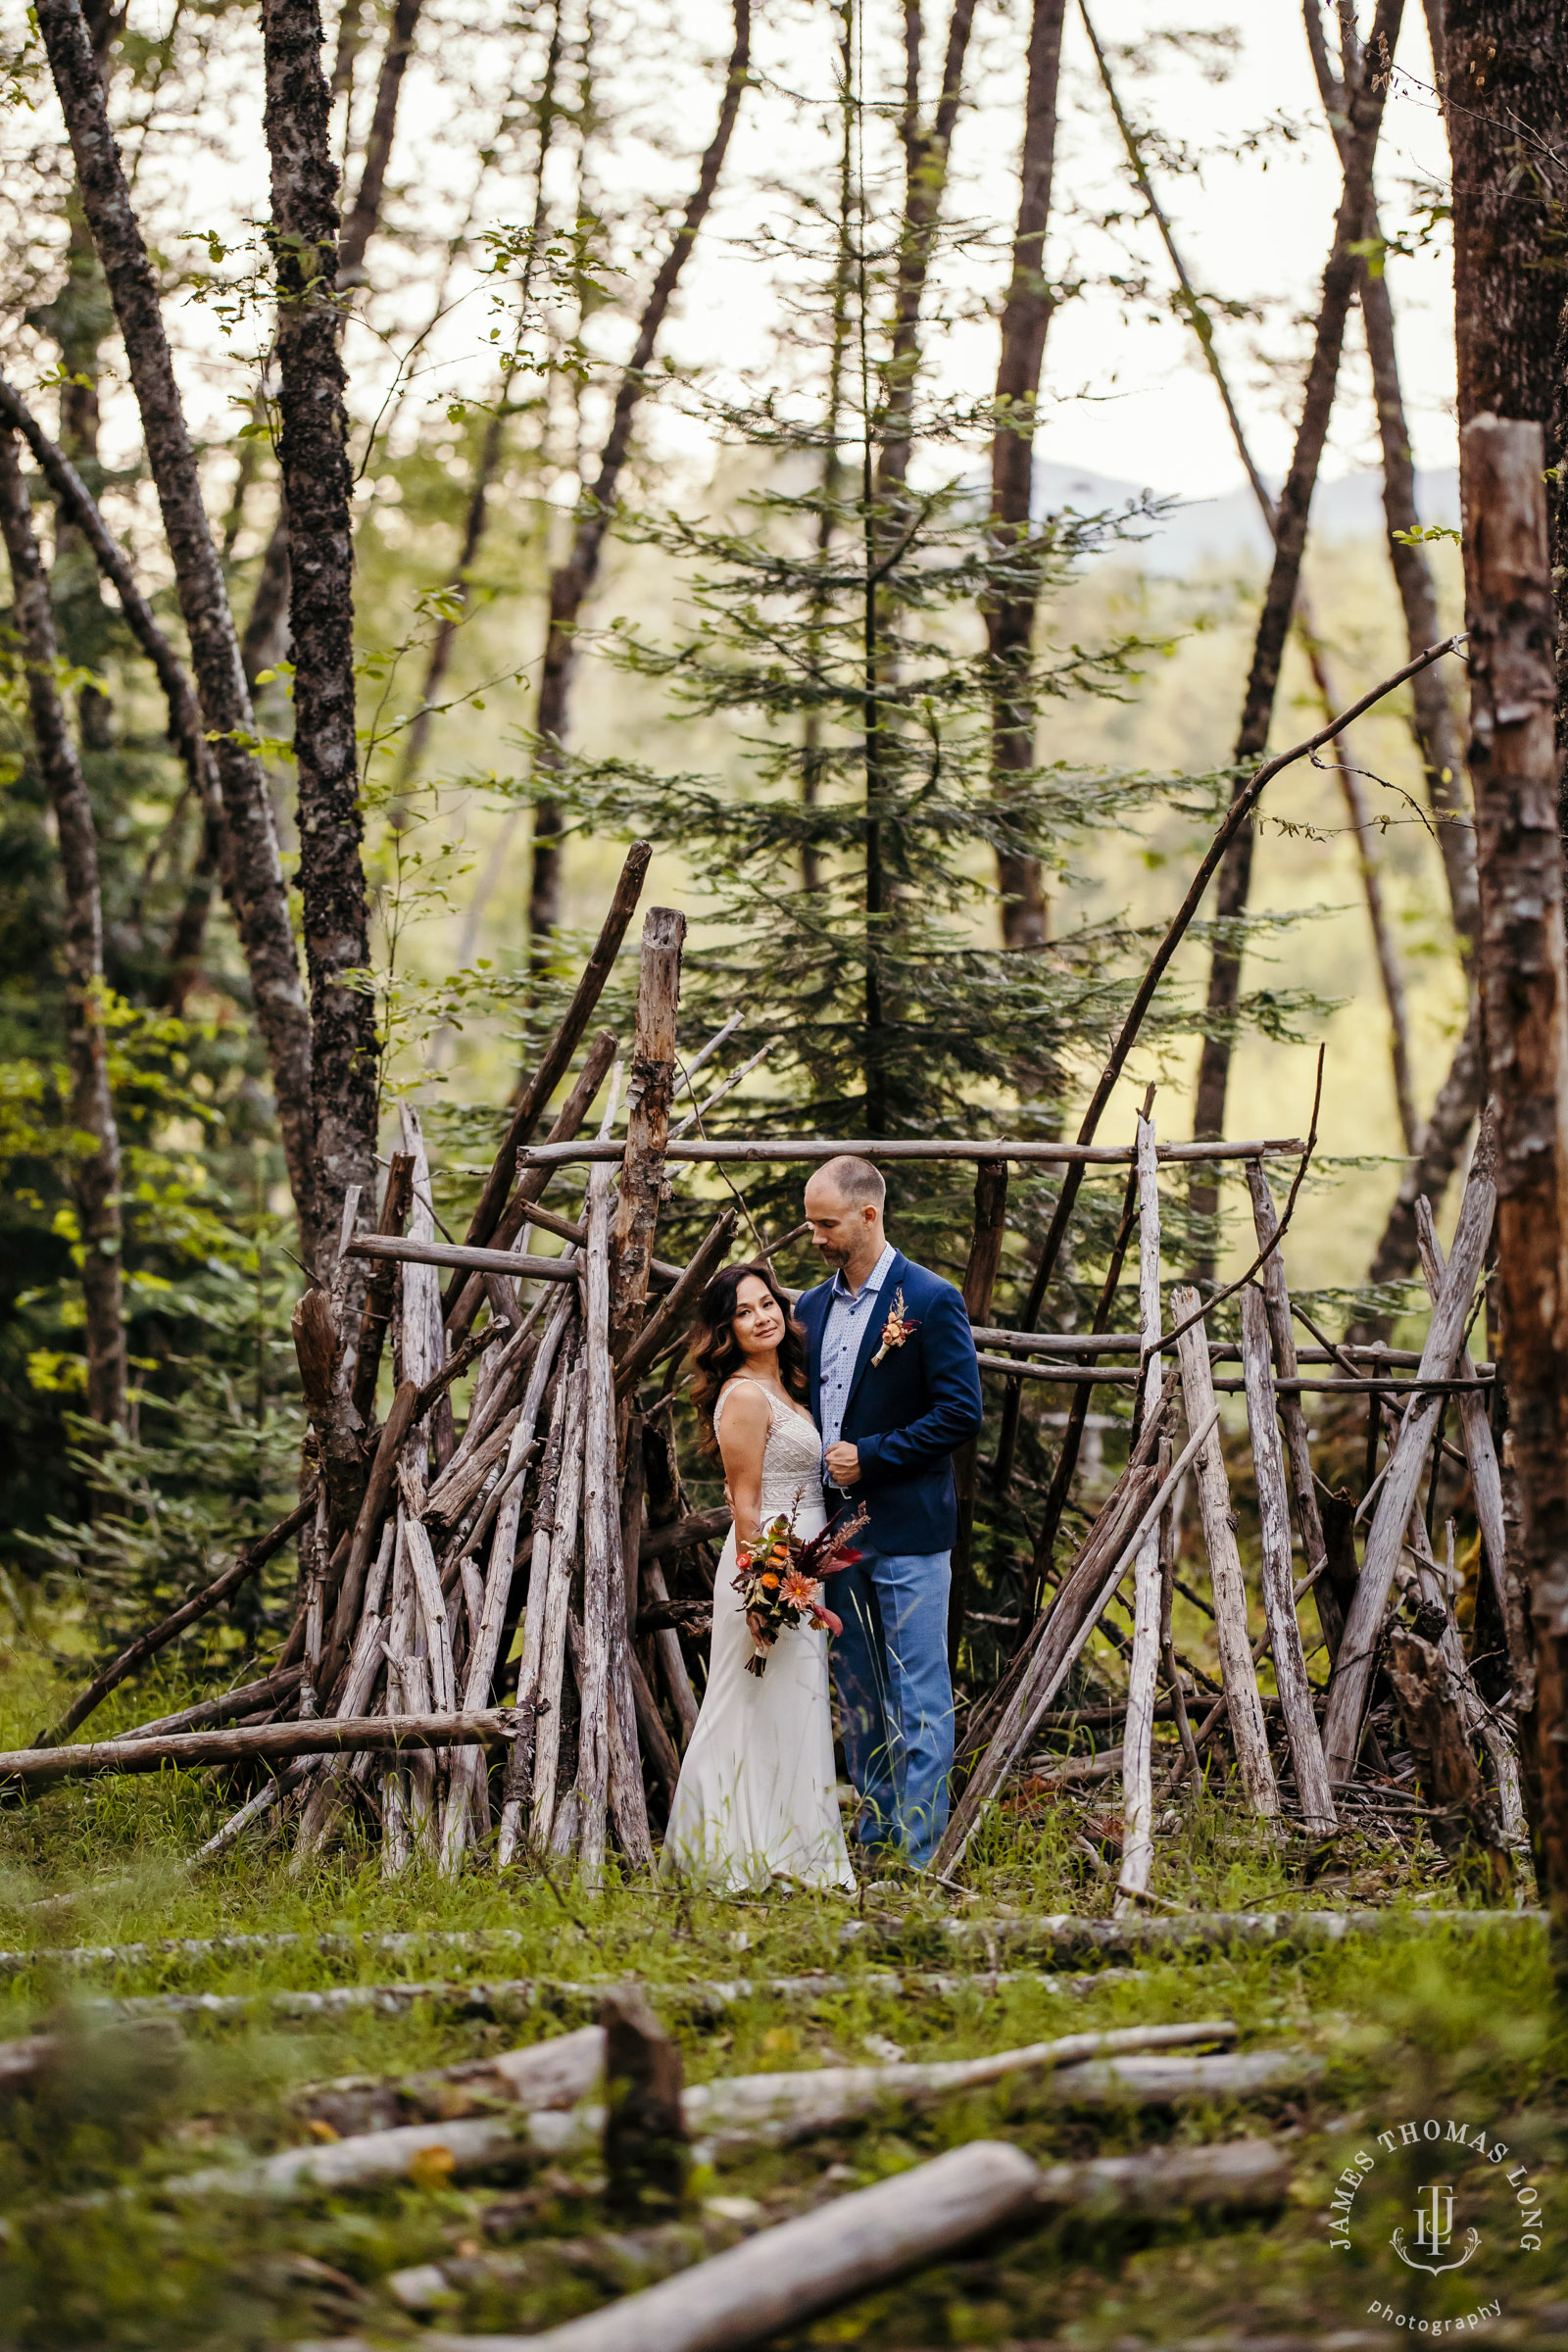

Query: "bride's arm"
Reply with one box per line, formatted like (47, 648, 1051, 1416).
(715, 1385, 772, 1548)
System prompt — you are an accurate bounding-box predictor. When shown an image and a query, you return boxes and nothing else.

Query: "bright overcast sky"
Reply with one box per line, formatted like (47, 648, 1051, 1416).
(7, 0, 1456, 511)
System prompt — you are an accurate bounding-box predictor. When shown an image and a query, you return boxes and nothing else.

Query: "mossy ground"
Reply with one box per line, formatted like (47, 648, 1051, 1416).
(1, 1639, 1564, 2350)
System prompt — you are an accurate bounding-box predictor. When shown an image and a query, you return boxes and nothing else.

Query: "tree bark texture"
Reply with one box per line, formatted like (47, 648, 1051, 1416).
(527, 0, 750, 948)
(262, 0, 378, 1267)
(609, 906, 685, 1362)
(0, 430, 126, 1429)
(35, 0, 317, 1245)
(948, 1157, 1008, 1662)
(1190, 0, 1403, 1200)
(1442, 2, 1568, 778)
(1444, 0, 1568, 435)
(1460, 414, 1568, 1956)
(985, 0, 1066, 948)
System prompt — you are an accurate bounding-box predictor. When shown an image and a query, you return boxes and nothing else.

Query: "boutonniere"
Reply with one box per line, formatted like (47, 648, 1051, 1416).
(871, 1286, 919, 1367)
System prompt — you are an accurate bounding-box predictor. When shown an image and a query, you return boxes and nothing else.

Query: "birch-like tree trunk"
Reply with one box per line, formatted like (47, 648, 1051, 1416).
(526, 0, 751, 950)
(1189, 0, 1403, 1229)
(0, 431, 126, 1430)
(262, 0, 377, 1267)
(34, 0, 317, 1248)
(986, 0, 1067, 948)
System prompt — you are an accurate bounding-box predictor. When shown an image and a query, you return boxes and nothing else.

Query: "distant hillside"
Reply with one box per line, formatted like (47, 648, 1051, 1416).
(1031, 457, 1460, 574)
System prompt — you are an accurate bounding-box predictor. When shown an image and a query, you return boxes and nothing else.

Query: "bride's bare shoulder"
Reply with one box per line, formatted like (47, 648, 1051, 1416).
(713, 1378, 772, 1446)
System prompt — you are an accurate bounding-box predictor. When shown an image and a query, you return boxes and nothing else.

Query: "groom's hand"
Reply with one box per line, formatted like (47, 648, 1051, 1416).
(824, 1441, 859, 1486)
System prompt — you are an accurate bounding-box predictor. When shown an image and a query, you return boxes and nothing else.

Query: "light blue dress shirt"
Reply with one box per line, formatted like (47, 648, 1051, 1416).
(818, 1239, 897, 1469)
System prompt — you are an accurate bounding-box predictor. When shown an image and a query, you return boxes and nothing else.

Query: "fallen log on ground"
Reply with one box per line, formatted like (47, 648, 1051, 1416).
(854, 1907, 1545, 1963)
(294, 2024, 607, 2135)
(95, 1965, 1132, 2024)
(1045, 2050, 1320, 2105)
(1, 1904, 1541, 1983)
(0, 1709, 521, 1788)
(399, 2137, 1293, 2352)
(165, 2022, 1241, 2197)
(32, 1493, 318, 1748)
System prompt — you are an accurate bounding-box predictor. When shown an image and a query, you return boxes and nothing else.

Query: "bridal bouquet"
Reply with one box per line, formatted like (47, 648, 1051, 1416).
(732, 1502, 868, 1678)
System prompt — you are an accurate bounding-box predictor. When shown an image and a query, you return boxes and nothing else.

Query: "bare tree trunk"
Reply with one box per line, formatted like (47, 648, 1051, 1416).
(1444, 3, 1568, 438)
(395, 2, 563, 795)
(1442, 2, 1568, 788)
(527, 0, 751, 951)
(877, 0, 981, 502)
(1461, 415, 1568, 1973)
(987, 0, 1067, 949)
(43, 0, 121, 756)
(1301, 1, 1478, 950)
(1093, 8, 1427, 1167)
(241, 491, 293, 689)
(0, 430, 126, 1428)
(34, 0, 317, 1250)
(0, 372, 223, 867)
(262, 0, 378, 1266)
(243, 0, 425, 720)
(1189, 0, 1403, 1239)
(337, 0, 421, 280)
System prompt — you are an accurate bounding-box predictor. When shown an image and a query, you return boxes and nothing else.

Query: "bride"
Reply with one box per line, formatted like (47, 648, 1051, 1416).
(662, 1263, 856, 1892)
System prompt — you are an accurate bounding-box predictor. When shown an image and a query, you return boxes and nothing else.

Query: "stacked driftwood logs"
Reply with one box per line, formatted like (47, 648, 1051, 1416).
(272, 851, 741, 1882)
(9, 838, 1530, 1900)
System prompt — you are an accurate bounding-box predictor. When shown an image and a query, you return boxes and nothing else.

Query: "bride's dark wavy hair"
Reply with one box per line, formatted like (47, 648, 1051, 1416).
(687, 1262, 808, 1454)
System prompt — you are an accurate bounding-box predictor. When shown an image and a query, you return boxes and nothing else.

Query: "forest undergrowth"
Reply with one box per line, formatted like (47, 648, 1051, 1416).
(0, 1641, 1562, 2351)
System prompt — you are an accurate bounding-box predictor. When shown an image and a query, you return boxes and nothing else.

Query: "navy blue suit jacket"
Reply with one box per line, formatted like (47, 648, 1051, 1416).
(798, 1250, 983, 1555)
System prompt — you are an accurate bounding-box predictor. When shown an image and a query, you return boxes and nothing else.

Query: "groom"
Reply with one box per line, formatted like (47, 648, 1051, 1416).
(796, 1156, 982, 1869)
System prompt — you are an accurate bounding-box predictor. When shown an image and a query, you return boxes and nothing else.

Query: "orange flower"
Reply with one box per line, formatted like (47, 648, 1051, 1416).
(760, 1572, 781, 1589)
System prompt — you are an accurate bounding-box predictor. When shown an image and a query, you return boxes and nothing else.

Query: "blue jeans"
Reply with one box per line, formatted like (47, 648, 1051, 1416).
(831, 1547, 954, 1869)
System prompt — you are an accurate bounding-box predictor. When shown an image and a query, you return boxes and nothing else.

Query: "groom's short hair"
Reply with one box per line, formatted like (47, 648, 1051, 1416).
(816, 1153, 886, 1210)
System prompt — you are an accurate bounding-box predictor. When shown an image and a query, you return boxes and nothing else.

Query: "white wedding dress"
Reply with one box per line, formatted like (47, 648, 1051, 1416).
(662, 1378, 856, 1893)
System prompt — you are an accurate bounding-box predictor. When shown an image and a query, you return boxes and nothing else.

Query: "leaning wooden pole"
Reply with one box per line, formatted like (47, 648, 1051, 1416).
(1461, 414, 1568, 1964)
(1320, 1114, 1496, 1782)
(1239, 1284, 1337, 1832)
(1170, 1285, 1280, 1822)
(1115, 1112, 1163, 1910)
